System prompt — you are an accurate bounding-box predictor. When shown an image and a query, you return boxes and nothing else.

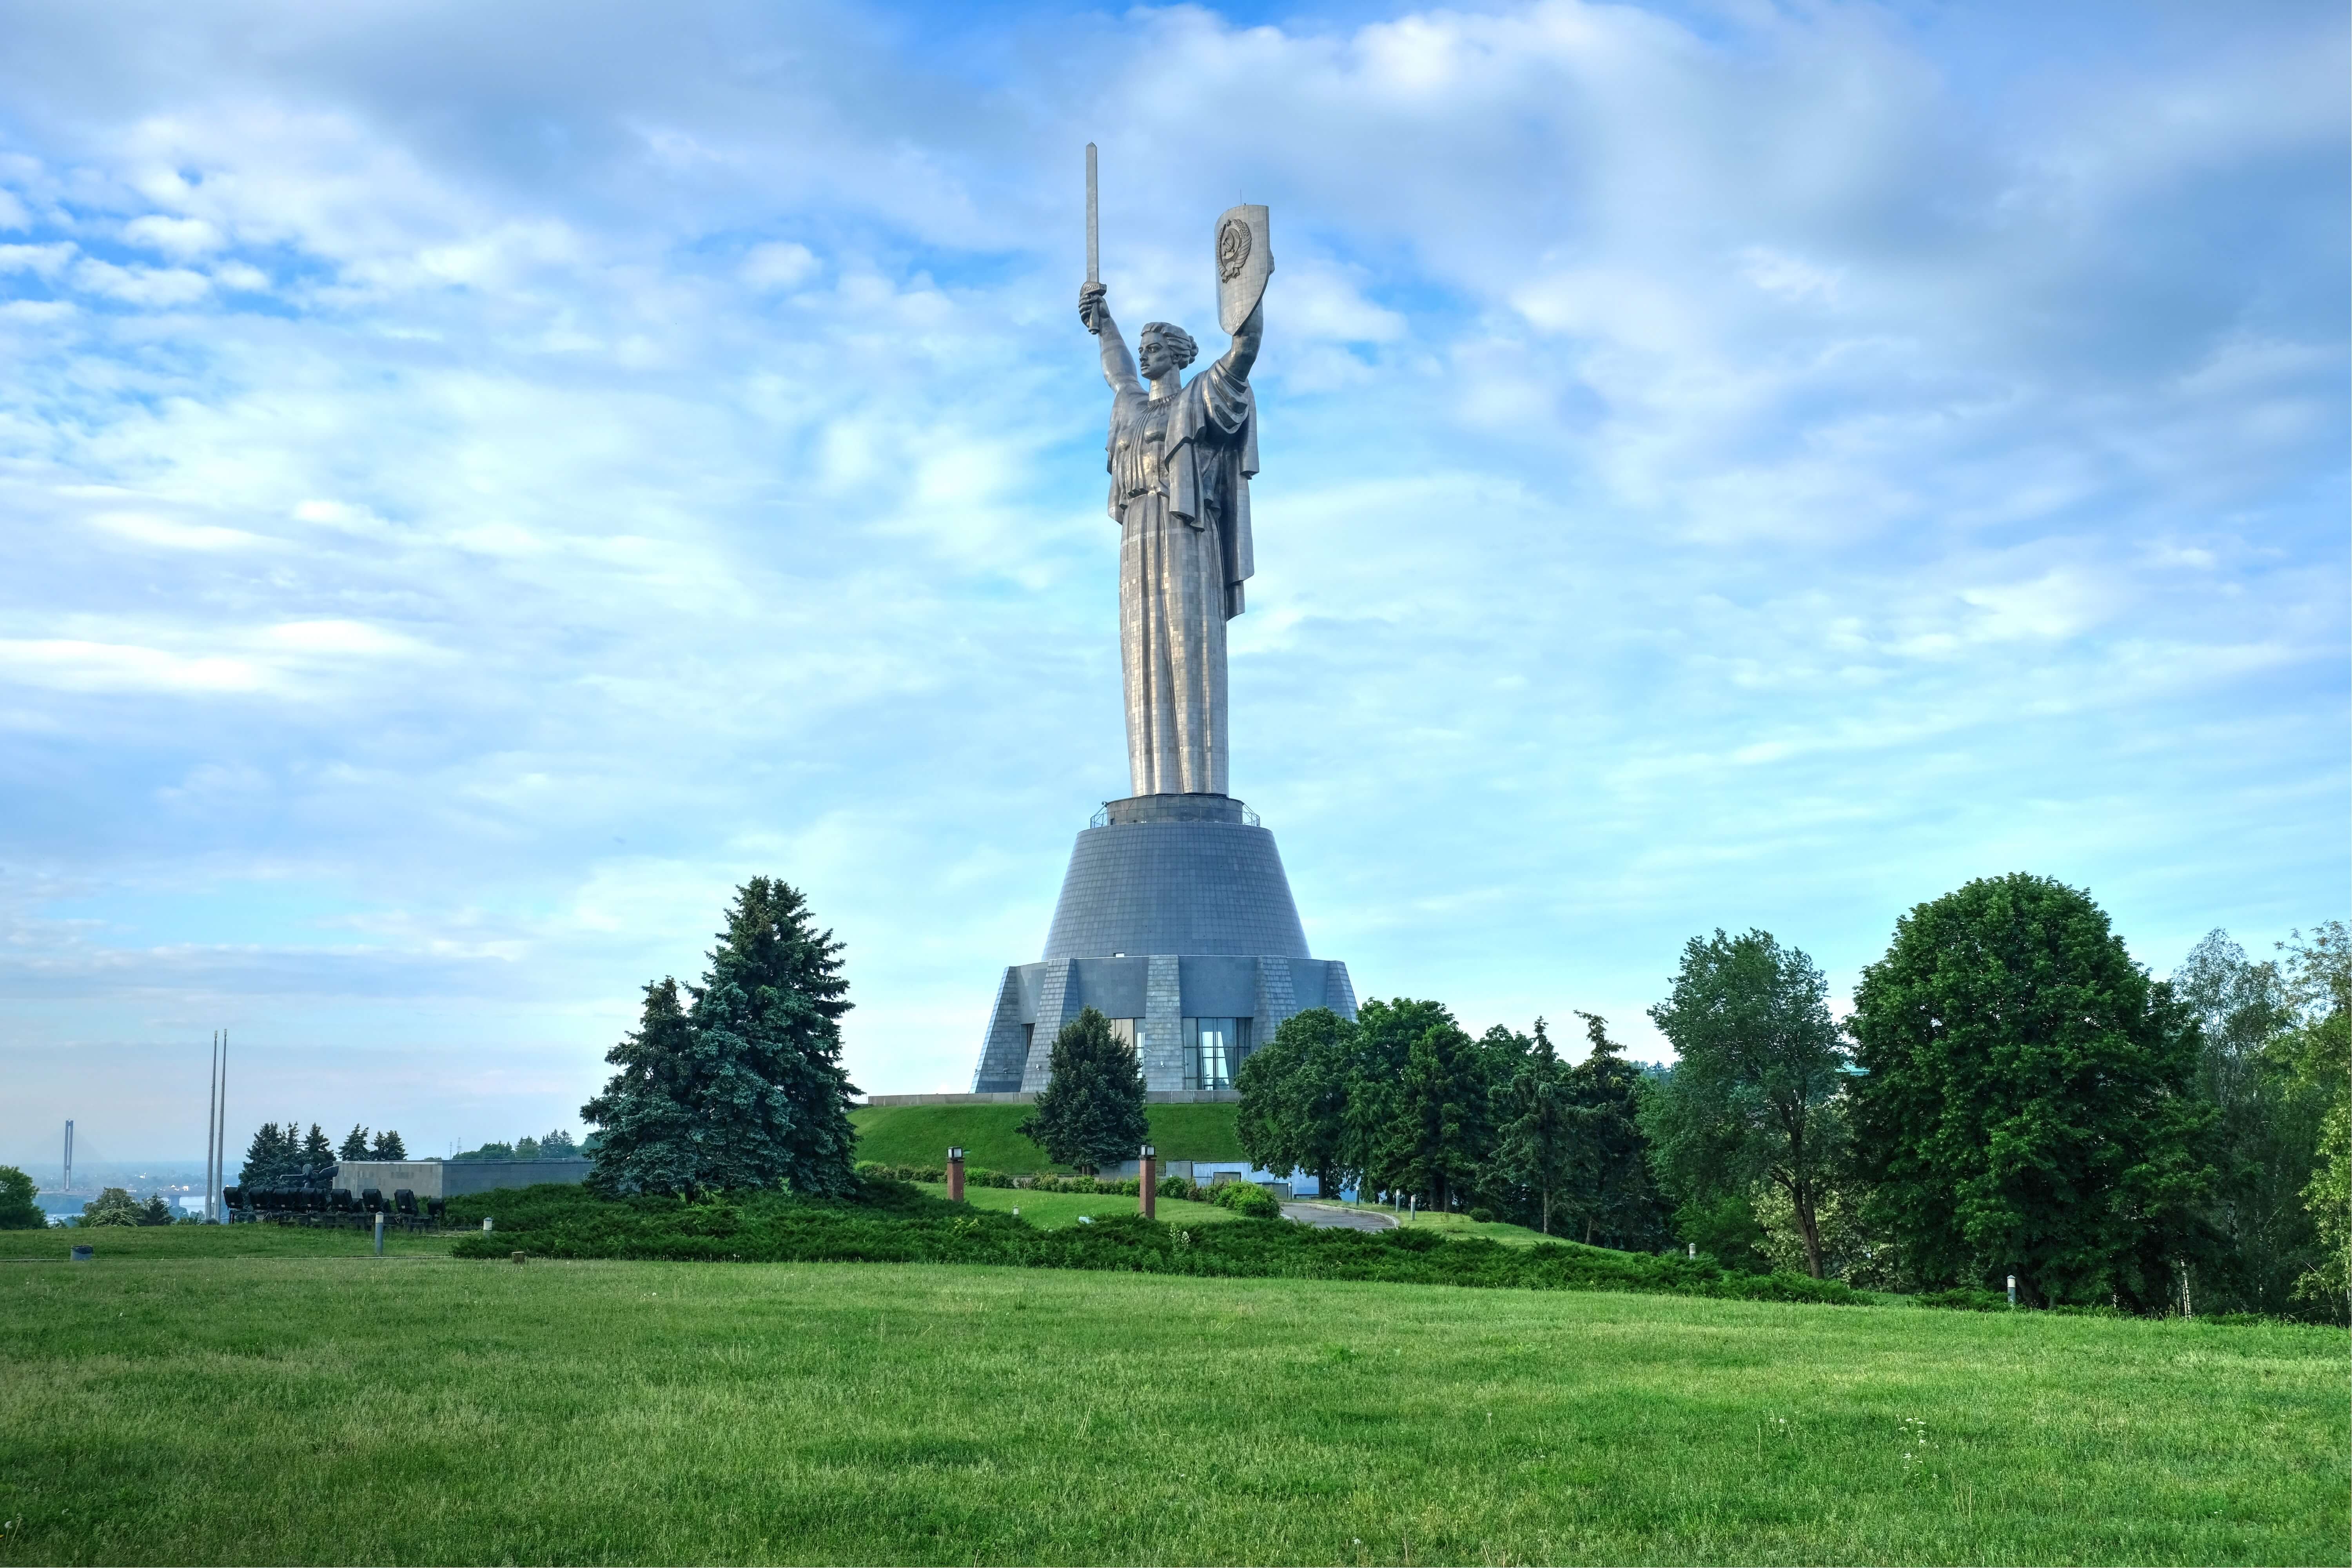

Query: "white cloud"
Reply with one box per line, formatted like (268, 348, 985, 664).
(0, 639, 273, 694)
(740, 241, 818, 290)
(84, 512, 265, 550)
(72, 257, 212, 305)
(122, 214, 225, 258)
(0, 241, 75, 277)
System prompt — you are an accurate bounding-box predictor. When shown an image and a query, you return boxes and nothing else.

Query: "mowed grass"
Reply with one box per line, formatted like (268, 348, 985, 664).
(0, 1241, 2340, 1566)
(1317, 1200, 1562, 1247)
(0, 1222, 460, 1261)
(907, 1181, 1238, 1230)
(850, 1100, 1244, 1171)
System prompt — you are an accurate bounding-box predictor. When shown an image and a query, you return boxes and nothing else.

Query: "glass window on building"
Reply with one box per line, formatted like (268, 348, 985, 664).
(1108, 1018, 1138, 1050)
(1190, 1018, 1252, 1091)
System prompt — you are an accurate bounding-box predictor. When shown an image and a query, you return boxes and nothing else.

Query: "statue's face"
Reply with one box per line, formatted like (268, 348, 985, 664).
(1137, 331, 1175, 380)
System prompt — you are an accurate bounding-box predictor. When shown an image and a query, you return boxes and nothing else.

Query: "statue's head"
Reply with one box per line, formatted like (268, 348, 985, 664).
(1138, 321, 1198, 379)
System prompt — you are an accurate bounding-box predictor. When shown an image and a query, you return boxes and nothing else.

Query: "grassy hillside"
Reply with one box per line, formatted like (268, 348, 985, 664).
(0, 1243, 2337, 1564)
(851, 1100, 1243, 1171)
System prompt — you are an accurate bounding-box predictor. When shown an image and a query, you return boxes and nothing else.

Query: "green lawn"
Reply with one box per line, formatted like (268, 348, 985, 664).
(907, 1181, 1238, 1231)
(1312, 1199, 1563, 1247)
(0, 1233, 2338, 1565)
(851, 1100, 1243, 1172)
(0, 1221, 459, 1261)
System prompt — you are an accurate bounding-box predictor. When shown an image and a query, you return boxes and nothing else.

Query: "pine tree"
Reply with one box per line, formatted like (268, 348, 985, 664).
(300, 1124, 335, 1177)
(1019, 1007, 1150, 1172)
(1495, 1018, 1576, 1234)
(369, 1129, 407, 1160)
(339, 1125, 372, 1161)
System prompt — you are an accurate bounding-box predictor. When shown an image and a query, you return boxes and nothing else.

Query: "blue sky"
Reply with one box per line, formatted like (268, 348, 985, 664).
(0, 0, 2343, 1167)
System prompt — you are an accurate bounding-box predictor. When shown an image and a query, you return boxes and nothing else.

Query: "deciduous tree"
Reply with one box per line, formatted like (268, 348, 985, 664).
(0, 1165, 43, 1229)
(2171, 931, 2323, 1315)
(1235, 1007, 1357, 1200)
(1846, 874, 2216, 1309)
(1644, 929, 1848, 1278)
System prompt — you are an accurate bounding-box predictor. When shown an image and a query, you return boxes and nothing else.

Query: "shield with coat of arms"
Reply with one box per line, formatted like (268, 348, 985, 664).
(1214, 204, 1273, 334)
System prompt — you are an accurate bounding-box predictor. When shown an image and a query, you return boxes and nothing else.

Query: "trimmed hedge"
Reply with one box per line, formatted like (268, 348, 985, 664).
(447, 1181, 1869, 1306)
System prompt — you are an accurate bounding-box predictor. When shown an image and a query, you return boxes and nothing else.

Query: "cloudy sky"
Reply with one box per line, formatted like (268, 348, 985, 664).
(1, 0, 2343, 1168)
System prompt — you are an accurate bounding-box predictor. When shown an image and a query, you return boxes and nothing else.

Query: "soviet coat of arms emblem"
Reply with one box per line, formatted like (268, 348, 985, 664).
(1214, 204, 1273, 333)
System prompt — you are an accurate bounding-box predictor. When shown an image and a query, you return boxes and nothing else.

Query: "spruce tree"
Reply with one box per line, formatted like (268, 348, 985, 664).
(300, 1124, 335, 1177)
(581, 877, 860, 1198)
(1374, 1004, 1491, 1212)
(1019, 1007, 1150, 1172)
(702, 876, 859, 1195)
(1561, 1013, 1669, 1250)
(339, 1125, 371, 1161)
(1495, 1018, 1575, 1233)
(240, 1123, 291, 1188)
(369, 1129, 406, 1160)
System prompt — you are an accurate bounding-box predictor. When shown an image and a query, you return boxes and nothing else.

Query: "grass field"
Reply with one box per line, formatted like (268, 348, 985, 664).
(0, 1229, 2339, 1565)
(849, 1101, 1243, 1172)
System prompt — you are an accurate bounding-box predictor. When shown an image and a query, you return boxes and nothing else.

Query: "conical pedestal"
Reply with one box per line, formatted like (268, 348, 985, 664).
(969, 794, 1356, 1095)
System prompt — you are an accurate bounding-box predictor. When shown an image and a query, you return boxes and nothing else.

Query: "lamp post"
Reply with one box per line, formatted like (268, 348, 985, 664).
(1138, 1145, 1156, 1219)
(947, 1146, 965, 1203)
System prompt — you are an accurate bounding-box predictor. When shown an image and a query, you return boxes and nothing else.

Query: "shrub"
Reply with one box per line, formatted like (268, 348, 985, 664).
(443, 1181, 1874, 1308)
(1468, 1207, 1496, 1225)
(1210, 1182, 1282, 1220)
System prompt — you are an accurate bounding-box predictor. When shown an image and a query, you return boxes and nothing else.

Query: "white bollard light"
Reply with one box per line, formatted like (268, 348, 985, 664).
(374, 1211, 385, 1256)
(482, 1216, 494, 1234)
(2006, 1274, 2017, 1307)
(1688, 1243, 1697, 1259)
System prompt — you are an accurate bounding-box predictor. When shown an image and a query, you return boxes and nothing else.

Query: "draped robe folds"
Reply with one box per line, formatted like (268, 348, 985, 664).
(1106, 352, 1258, 797)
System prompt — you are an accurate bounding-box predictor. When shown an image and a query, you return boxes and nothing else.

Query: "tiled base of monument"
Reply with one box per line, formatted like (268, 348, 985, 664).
(970, 793, 1356, 1094)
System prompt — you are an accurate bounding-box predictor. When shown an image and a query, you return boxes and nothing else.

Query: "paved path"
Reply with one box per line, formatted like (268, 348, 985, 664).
(1280, 1201, 1397, 1231)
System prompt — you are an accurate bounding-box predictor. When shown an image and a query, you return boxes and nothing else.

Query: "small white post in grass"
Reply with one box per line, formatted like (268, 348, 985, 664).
(2006, 1274, 2017, 1308)
(373, 1211, 385, 1257)
(483, 1216, 494, 1234)
(1688, 1243, 1696, 1259)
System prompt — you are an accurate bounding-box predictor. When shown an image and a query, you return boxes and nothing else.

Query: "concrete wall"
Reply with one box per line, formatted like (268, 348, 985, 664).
(860, 1091, 1238, 1108)
(331, 1159, 593, 1200)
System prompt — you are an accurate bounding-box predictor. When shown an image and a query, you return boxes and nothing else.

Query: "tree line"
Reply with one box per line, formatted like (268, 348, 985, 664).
(238, 1121, 405, 1186)
(1236, 873, 2347, 1319)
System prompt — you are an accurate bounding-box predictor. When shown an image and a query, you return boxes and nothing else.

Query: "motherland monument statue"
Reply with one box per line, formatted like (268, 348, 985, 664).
(961, 148, 1355, 1106)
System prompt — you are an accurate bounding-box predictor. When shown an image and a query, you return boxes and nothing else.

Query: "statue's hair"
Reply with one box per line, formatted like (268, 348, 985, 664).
(1140, 321, 1198, 370)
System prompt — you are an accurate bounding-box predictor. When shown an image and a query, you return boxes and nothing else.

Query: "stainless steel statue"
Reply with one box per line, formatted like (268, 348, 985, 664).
(1078, 157, 1271, 798)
